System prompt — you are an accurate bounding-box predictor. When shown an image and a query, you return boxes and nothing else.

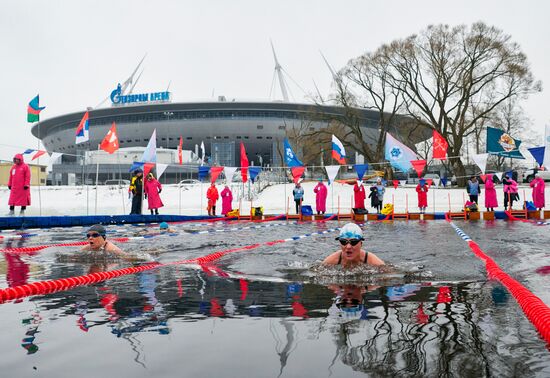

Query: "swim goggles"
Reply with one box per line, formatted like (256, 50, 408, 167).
(339, 238, 361, 246)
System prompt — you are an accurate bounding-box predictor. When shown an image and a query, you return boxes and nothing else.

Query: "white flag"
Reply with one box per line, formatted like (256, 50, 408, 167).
(224, 167, 238, 183)
(495, 172, 503, 181)
(200, 141, 205, 166)
(472, 153, 489, 174)
(48, 152, 63, 166)
(434, 178, 441, 187)
(141, 129, 157, 163)
(324, 165, 340, 185)
(544, 124, 550, 168)
(156, 163, 169, 179)
(399, 180, 407, 186)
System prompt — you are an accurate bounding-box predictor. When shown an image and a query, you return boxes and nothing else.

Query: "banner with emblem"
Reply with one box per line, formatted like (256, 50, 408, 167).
(486, 126, 524, 159)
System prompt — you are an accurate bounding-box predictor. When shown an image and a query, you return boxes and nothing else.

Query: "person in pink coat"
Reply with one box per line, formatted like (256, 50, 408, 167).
(484, 174, 498, 211)
(530, 174, 546, 210)
(313, 179, 328, 215)
(7, 153, 31, 216)
(416, 178, 428, 213)
(353, 180, 366, 209)
(220, 184, 233, 216)
(144, 173, 164, 215)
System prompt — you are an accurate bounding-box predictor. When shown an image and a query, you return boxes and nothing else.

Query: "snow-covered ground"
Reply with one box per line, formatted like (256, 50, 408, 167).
(0, 182, 547, 217)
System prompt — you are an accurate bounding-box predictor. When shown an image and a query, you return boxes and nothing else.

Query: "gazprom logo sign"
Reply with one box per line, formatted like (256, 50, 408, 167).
(110, 83, 171, 105)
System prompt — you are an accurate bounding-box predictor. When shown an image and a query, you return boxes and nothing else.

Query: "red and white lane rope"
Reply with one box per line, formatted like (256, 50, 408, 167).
(505, 210, 550, 226)
(445, 213, 550, 344)
(0, 227, 340, 303)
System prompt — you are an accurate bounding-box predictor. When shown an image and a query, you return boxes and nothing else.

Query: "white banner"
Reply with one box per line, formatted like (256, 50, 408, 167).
(224, 167, 238, 183)
(48, 152, 63, 166)
(156, 163, 169, 179)
(324, 165, 340, 185)
(472, 153, 489, 174)
(399, 180, 407, 186)
(434, 178, 441, 187)
(544, 124, 550, 168)
(495, 172, 503, 181)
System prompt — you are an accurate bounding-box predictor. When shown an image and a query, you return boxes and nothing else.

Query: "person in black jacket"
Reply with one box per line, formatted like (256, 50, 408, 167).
(129, 169, 144, 214)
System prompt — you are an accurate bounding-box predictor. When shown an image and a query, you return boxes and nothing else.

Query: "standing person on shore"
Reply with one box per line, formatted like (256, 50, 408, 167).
(530, 174, 546, 210)
(353, 179, 366, 210)
(293, 182, 304, 214)
(7, 154, 31, 216)
(375, 177, 385, 213)
(313, 179, 327, 215)
(220, 183, 233, 216)
(206, 183, 219, 216)
(416, 178, 429, 214)
(484, 175, 498, 212)
(144, 173, 163, 215)
(129, 169, 143, 215)
(503, 173, 519, 210)
(467, 176, 480, 204)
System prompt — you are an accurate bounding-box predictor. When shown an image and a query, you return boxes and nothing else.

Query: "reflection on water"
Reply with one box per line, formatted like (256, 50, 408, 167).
(0, 221, 549, 376)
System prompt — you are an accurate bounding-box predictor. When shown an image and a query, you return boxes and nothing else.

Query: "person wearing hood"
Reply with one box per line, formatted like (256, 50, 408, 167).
(530, 173, 546, 210)
(220, 183, 233, 216)
(7, 154, 31, 216)
(353, 179, 366, 210)
(484, 174, 498, 212)
(129, 169, 144, 215)
(503, 173, 519, 210)
(416, 178, 429, 213)
(206, 182, 219, 216)
(313, 179, 327, 215)
(373, 177, 385, 213)
(144, 173, 163, 215)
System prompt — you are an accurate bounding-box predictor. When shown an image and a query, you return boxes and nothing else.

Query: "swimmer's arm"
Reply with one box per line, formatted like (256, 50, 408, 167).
(80, 244, 91, 251)
(367, 252, 385, 266)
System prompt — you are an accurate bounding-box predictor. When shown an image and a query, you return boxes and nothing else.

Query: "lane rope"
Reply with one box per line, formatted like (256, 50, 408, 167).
(445, 213, 550, 344)
(0, 227, 340, 303)
(505, 210, 550, 226)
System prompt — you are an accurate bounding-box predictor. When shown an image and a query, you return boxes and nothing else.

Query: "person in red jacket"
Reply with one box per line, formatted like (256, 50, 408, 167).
(416, 178, 429, 213)
(7, 154, 31, 216)
(206, 183, 219, 216)
(353, 180, 366, 210)
(144, 173, 164, 215)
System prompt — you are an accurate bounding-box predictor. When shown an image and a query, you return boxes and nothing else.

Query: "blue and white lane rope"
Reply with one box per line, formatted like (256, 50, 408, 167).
(188, 222, 293, 235)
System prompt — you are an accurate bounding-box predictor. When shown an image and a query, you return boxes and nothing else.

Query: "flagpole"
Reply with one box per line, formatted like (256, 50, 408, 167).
(37, 125, 42, 216)
(117, 151, 125, 214)
(95, 144, 100, 215)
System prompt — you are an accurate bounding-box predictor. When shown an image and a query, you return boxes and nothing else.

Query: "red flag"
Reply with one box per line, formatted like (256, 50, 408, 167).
(433, 130, 448, 160)
(479, 174, 487, 183)
(143, 163, 155, 178)
(210, 166, 224, 183)
(178, 136, 183, 165)
(393, 180, 399, 189)
(410, 160, 427, 177)
(291, 166, 305, 184)
(99, 122, 119, 154)
(31, 150, 46, 161)
(240, 142, 249, 183)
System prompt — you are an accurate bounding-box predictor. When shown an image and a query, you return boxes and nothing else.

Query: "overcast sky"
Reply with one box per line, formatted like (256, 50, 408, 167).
(1, 0, 548, 162)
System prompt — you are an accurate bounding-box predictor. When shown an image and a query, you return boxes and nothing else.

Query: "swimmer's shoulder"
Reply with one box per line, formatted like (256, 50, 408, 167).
(323, 251, 341, 265)
(366, 251, 385, 266)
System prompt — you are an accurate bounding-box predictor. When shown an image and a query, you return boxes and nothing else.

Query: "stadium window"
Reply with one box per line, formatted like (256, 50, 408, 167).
(236, 136, 242, 139)
(206, 137, 212, 139)
(120, 140, 125, 143)
(40, 167, 46, 172)
(169, 138, 174, 141)
(161, 138, 166, 141)
(257, 125, 263, 129)
(186, 137, 193, 140)
(134, 139, 141, 142)
(224, 136, 229, 139)
(244, 136, 249, 139)
(257, 136, 263, 139)
(144, 138, 149, 142)
(266, 136, 272, 139)
(126, 140, 132, 143)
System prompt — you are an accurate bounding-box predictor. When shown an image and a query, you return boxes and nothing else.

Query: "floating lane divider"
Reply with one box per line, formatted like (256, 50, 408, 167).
(189, 221, 291, 235)
(445, 213, 550, 343)
(0, 238, 131, 254)
(0, 227, 340, 303)
(505, 210, 550, 226)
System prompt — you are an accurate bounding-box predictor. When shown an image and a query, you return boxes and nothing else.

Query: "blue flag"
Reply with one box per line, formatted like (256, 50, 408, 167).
(486, 127, 524, 159)
(198, 166, 211, 181)
(248, 166, 262, 182)
(283, 138, 303, 167)
(353, 164, 369, 180)
(527, 146, 545, 167)
(384, 132, 417, 172)
(128, 161, 145, 173)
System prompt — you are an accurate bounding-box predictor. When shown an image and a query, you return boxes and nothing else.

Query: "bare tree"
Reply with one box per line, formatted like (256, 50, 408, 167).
(380, 22, 541, 185)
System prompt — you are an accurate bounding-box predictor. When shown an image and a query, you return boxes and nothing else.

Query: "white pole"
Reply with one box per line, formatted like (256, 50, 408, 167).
(36, 124, 42, 216)
(117, 152, 125, 214)
(95, 145, 100, 215)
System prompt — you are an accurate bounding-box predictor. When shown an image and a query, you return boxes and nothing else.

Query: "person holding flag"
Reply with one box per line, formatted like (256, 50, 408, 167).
(7, 154, 31, 216)
(144, 173, 163, 215)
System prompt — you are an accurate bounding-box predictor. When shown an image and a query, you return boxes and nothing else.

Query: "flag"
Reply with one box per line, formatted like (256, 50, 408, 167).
(486, 126, 524, 159)
(324, 165, 340, 185)
(198, 166, 210, 181)
(432, 130, 448, 160)
(27, 95, 45, 123)
(141, 129, 157, 163)
(240, 142, 249, 183)
(527, 147, 545, 167)
(392, 180, 399, 189)
(210, 166, 224, 183)
(178, 136, 183, 165)
(156, 163, 169, 179)
(472, 153, 489, 173)
(143, 163, 155, 178)
(75, 111, 90, 144)
(290, 166, 305, 184)
(283, 138, 303, 167)
(22, 149, 35, 155)
(249, 167, 262, 183)
(410, 160, 427, 177)
(129, 161, 145, 173)
(353, 164, 369, 180)
(31, 150, 47, 161)
(331, 135, 347, 164)
(99, 122, 119, 154)
(200, 141, 205, 166)
(224, 167, 237, 182)
(544, 124, 550, 168)
(385, 132, 417, 172)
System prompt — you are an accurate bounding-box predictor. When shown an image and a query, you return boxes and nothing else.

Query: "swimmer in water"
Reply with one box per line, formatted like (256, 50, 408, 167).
(80, 224, 126, 256)
(323, 223, 384, 268)
(159, 222, 176, 233)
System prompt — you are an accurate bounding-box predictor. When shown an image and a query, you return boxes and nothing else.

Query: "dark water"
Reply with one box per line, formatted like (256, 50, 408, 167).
(1, 220, 549, 377)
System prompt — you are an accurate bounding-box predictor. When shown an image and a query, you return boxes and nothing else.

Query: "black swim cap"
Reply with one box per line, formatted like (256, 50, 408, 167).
(87, 224, 106, 238)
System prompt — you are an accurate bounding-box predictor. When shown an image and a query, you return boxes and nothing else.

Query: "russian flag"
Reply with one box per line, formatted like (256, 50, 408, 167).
(331, 135, 347, 164)
(75, 111, 90, 144)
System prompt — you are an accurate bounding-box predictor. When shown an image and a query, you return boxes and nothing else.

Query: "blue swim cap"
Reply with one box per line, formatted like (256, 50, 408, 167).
(159, 222, 169, 230)
(336, 223, 364, 240)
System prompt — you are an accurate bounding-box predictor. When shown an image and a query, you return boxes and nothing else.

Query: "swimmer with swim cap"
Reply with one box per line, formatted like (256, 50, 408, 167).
(323, 223, 384, 268)
(81, 224, 126, 256)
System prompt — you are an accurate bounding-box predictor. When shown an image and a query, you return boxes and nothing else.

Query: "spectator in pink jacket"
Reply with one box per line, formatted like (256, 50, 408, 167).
(220, 184, 233, 216)
(7, 154, 31, 216)
(530, 174, 545, 210)
(484, 175, 498, 211)
(144, 173, 164, 215)
(503, 173, 519, 210)
(313, 179, 327, 215)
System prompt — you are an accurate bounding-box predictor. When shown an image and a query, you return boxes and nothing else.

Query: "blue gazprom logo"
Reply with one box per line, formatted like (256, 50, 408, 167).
(110, 83, 170, 105)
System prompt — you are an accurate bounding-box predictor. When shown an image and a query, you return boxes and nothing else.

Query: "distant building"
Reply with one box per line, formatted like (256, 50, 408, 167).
(0, 163, 47, 186)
